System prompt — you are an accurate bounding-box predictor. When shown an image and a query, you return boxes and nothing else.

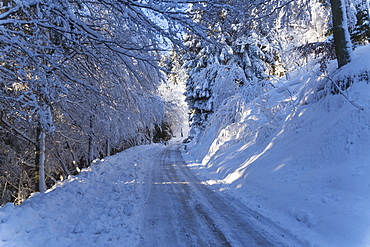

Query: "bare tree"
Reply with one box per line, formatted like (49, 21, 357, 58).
(1, 0, 228, 197)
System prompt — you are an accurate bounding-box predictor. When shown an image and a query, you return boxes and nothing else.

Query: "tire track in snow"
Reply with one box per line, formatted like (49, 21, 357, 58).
(139, 145, 296, 246)
(139, 147, 228, 246)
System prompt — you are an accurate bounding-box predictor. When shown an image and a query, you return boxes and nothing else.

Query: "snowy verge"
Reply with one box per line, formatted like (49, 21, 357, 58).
(0, 144, 164, 247)
(182, 44, 370, 247)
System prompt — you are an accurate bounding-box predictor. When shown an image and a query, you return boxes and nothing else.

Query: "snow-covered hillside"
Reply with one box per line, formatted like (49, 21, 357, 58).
(182, 44, 370, 247)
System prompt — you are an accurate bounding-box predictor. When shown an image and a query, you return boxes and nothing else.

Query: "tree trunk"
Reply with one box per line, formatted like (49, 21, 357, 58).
(88, 116, 95, 164)
(66, 140, 80, 173)
(330, 0, 353, 67)
(35, 126, 47, 192)
(54, 150, 71, 178)
(106, 138, 111, 157)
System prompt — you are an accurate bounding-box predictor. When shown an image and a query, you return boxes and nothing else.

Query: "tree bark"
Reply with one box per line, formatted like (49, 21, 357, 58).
(106, 138, 111, 157)
(88, 116, 95, 164)
(330, 0, 353, 68)
(66, 140, 80, 173)
(35, 126, 47, 192)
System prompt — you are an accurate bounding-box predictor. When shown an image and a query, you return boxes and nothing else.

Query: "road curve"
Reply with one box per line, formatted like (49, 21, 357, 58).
(138, 145, 298, 246)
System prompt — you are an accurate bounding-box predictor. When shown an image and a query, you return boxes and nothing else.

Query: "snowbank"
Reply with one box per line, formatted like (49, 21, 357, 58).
(0, 144, 163, 247)
(182, 44, 370, 247)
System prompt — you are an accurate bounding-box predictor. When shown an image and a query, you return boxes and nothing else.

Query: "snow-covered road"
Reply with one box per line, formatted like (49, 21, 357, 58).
(138, 146, 296, 246)
(0, 144, 299, 246)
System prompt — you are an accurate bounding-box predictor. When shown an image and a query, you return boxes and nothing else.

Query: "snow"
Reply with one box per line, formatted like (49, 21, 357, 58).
(0, 144, 164, 247)
(1, 46, 370, 246)
(340, 0, 355, 63)
(182, 44, 370, 247)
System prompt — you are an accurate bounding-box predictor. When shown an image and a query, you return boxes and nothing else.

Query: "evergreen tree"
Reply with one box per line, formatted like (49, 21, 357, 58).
(182, 2, 281, 129)
(350, 0, 370, 45)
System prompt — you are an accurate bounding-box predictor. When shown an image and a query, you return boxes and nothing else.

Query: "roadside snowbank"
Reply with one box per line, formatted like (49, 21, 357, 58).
(182, 44, 370, 247)
(0, 144, 163, 247)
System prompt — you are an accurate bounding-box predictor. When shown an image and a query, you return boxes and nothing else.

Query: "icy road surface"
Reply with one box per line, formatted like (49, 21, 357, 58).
(138, 145, 297, 246)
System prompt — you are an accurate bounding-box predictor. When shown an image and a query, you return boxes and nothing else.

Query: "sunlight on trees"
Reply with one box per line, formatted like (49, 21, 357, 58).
(1, 0, 369, 205)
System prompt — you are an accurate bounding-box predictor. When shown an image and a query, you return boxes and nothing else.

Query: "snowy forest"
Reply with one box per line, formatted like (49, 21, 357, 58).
(1, 0, 369, 209)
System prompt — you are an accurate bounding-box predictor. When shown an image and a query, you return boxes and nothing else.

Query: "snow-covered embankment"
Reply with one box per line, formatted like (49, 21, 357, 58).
(0, 144, 163, 246)
(182, 44, 370, 247)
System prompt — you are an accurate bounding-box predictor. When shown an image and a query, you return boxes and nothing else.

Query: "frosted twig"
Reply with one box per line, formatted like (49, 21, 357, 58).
(326, 76, 364, 111)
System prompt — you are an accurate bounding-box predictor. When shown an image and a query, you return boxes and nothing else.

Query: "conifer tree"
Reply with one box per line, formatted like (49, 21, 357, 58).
(182, 2, 280, 129)
(350, 0, 370, 45)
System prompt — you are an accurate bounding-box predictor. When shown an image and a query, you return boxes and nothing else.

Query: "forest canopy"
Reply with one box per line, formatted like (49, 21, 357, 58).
(1, 0, 369, 205)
